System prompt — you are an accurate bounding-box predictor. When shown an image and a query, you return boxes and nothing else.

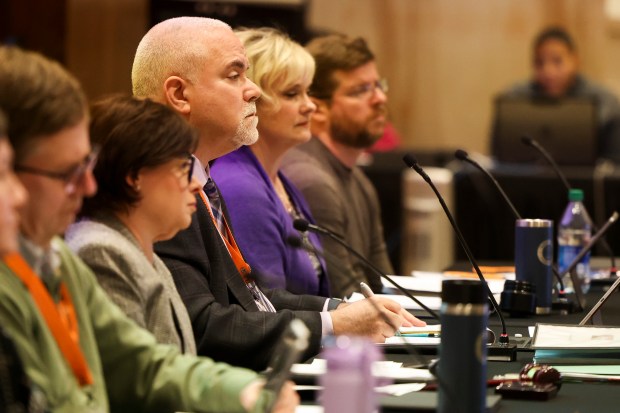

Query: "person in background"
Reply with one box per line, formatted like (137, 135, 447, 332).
(211, 27, 329, 297)
(133, 17, 424, 372)
(66, 95, 201, 355)
(491, 26, 620, 162)
(0, 109, 39, 413)
(0, 110, 27, 257)
(0, 45, 297, 413)
(281, 34, 393, 298)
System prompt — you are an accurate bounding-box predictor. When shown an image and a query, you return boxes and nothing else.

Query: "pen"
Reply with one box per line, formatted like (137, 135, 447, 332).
(400, 333, 438, 338)
(360, 282, 374, 298)
(360, 282, 403, 337)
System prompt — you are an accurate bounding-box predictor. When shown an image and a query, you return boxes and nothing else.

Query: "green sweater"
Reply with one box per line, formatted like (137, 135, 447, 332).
(0, 237, 263, 412)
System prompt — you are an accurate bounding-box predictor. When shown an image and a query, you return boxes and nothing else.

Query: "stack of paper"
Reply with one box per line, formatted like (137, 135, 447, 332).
(290, 359, 435, 382)
(532, 323, 620, 365)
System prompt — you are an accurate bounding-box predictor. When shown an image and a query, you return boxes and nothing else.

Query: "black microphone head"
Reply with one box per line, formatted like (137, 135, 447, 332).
(402, 153, 418, 168)
(521, 135, 534, 146)
(454, 149, 469, 161)
(292, 218, 310, 232)
(285, 235, 304, 248)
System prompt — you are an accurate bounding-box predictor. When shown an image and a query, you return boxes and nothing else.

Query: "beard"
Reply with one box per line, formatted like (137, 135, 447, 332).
(232, 102, 259, 147)
(329, 107, 387, 149)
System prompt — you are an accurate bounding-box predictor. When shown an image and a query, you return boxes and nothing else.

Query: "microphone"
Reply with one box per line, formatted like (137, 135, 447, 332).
(521, 135, 617, 276)
(455, 149, 522, 220)
(454, 149, 566, 293)
(521, 136, 572, 191)
(263, 319, 310, 413)
(291, 220, 440, 320)
(403, 153, 512, 350)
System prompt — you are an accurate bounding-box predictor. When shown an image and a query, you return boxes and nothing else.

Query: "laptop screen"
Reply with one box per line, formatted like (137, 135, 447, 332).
(493, 96, 598, 166)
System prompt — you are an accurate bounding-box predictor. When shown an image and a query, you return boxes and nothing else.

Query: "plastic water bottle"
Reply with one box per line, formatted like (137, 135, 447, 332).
(557, 189, 592, 293)
(320, 336, 382, 413)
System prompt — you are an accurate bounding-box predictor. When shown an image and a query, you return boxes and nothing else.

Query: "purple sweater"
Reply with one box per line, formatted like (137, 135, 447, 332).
(211, 146, 330, 296)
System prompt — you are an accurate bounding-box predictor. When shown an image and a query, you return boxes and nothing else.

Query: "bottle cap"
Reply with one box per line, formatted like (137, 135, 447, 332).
(568, 189, 584, 202)
(441, 279, 486, 304)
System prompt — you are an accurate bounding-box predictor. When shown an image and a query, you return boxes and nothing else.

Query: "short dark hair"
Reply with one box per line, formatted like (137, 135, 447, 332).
(533, 26, 576, 53)
(0, 46, 87, 162)
(305, 34, 375, 100)
(81, 95, 198, 217)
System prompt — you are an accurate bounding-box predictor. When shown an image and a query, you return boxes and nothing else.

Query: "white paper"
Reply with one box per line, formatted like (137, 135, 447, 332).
(383, 336, 442, 346)
(295, 406, 323, 413)
(375, 382, 427, 396)
(399, 325, 441, 335)
(382, 274, 509, 295)
(291, 358, 434, 381)
(347, 292, 443, 310)
(533, 324, 620, 348)
(347, 291, 500, 311)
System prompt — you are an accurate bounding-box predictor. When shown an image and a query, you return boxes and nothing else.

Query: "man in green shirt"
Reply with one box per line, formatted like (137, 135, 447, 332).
(0, 45, 298, 413)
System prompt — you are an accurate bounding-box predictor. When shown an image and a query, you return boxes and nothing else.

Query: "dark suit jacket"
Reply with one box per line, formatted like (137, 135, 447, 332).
(155, 187, 335, 371)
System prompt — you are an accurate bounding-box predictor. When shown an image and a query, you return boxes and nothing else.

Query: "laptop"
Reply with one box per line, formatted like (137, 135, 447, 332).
(493, 96, 598, 165)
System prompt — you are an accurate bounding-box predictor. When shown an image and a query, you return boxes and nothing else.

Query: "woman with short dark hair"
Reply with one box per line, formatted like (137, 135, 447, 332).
(66, 95, 201, 354)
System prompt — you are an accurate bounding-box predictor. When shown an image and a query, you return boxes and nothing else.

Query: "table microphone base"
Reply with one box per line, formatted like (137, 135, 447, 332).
(552, 297, 582, 314)
(488, 343, 518, 362)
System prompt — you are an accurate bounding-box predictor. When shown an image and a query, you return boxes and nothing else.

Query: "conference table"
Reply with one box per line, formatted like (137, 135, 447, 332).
(379, 280, 620, 412)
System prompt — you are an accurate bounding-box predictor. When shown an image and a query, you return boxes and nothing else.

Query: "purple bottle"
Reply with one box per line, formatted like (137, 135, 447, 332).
(320, 336, 382, 413)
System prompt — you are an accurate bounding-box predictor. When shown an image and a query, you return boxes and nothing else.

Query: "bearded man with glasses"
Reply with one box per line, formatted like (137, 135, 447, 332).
(282, 34, 393, 298)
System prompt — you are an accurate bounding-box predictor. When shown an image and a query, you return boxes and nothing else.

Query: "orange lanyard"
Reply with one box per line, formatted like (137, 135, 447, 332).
(198, 191, 252, 282)
(2, 252, 94, 386)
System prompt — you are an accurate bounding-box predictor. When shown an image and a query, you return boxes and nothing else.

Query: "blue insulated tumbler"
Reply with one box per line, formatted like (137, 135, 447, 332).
(515, 219, 553, 314)
(438, 279, 487, 413)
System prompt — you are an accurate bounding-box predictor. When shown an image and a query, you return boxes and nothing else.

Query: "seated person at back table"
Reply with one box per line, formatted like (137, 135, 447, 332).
(132, 17, 425, 372)
(0, 45, 296, 412)
(211, 27, 330, 297)
(490, 26, 620, 162)
(281, 34, 393, 298)
(66, 95, 201, 355)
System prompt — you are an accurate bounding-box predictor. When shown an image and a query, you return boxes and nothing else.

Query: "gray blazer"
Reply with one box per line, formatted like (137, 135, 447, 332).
(65, 214, 196, 355)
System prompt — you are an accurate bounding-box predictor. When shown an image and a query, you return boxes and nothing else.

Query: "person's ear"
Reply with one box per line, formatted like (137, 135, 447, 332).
(126, 172, 141, 193)
(163, 76, 191, 116)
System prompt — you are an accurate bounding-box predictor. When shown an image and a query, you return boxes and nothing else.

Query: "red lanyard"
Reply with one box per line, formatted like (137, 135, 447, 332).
(198, 191, 252, 282)
(2, 252, 93, 386)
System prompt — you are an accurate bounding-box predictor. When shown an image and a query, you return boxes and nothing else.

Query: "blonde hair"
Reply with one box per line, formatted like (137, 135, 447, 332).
(132, 17, 231, 99)
(235, 27, 315, 112)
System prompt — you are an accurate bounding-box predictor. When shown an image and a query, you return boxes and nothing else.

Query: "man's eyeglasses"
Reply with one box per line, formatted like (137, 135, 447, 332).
(343, 78, 388, 100)
(15, 148, 99, 194)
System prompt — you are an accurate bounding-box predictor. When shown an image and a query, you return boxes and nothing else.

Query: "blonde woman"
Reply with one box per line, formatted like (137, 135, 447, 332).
(211, 28, 330, 296)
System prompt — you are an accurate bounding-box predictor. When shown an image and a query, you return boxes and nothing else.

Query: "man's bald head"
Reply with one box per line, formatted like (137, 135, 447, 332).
(132, 17, 231, 99)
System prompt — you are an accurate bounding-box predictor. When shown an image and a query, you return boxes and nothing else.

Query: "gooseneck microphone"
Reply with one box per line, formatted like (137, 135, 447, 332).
(521, 135, 617, 276)
(455, 149, 522, 220)
(454, 149, 567, 293)
(403, 154, 511, 347)
(521, 136, 572, 191)
(292, 218, 440, 320)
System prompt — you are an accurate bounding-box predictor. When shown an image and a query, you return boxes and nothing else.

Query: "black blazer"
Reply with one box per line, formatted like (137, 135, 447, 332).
(155, 188, 332, 371)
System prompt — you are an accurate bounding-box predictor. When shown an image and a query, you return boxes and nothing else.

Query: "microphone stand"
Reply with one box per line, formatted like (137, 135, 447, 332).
(291, 220, 440, 320)
(403, 154, 517, 361)
(454, 149, 568, 296)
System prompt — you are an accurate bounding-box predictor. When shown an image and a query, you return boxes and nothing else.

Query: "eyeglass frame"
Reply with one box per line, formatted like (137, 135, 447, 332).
(14, 147, 99, 194)
(310, 78, 389, 101)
